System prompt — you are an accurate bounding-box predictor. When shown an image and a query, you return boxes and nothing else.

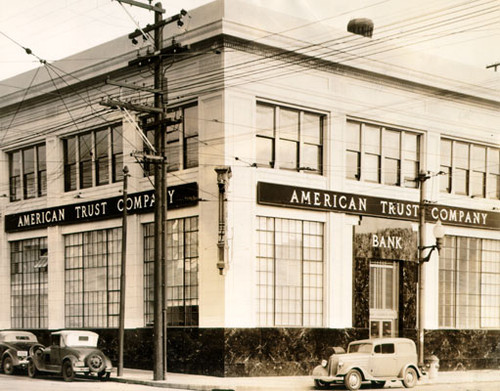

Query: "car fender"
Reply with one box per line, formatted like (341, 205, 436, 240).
(339, 365, 371, 380)
(61, 354, 79, 366)
(398, 364, 422, 379)
(3, 349, 21, 366)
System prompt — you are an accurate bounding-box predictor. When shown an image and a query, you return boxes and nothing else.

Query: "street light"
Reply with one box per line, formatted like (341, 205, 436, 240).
(419, 220, 445, 262)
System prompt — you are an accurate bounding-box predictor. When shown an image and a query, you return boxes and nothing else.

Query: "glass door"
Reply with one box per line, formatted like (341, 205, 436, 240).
(369, 260, 399, 338)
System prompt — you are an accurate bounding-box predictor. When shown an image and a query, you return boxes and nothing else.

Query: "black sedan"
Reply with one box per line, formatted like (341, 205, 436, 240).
(0, 330, 44, 375)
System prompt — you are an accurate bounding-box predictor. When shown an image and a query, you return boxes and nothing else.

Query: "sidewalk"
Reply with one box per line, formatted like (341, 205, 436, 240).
(109, 368, 500, 390)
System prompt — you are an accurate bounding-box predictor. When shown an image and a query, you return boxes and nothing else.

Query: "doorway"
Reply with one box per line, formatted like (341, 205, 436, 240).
(369, 260, 399, 338)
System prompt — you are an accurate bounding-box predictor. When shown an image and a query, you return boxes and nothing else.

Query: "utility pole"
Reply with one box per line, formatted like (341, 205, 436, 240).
(118, 165, 129, 377)
(102, 2, 187, 380)
(417, 171, 429, 368)
(152, 3, 166, 381)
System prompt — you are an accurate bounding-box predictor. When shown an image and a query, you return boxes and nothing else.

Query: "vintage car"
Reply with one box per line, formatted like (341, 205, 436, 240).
(312, 338, 422, 390)
(27, 330, 112, 381)
(0, 330, 44, 375)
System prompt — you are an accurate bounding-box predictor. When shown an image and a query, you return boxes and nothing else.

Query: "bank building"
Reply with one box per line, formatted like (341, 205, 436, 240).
(0, 0, 499, 376)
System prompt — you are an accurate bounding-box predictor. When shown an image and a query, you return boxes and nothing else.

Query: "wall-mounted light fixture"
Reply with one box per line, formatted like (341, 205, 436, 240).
(419, 220, 445, 262)
(215, 166, 231, 275)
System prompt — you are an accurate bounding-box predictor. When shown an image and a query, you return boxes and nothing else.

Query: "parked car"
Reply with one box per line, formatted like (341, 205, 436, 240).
(27, 330, 112, 381)
(311, 337, 422, 390)
(0, 330, 44, 375)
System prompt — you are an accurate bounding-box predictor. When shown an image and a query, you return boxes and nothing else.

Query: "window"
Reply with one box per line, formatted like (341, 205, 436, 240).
(142, 103, 198, 175)
(346, 120, 420, 188)
(256, 217, 324, 327)
(64, 228, 121, 328)
(439, 236, 500, 328)
(256, 102, 324, 174)
(370, 261, 398, 311)
(144, 217, 199, 326)
(440, 139, 499, 199)
(10, 238, 48, 329)
(8, 144, 46, 201)
(63, 123, 123, 191)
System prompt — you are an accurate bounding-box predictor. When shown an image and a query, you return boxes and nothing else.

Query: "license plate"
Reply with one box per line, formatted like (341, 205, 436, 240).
(17, 351, 28, 358)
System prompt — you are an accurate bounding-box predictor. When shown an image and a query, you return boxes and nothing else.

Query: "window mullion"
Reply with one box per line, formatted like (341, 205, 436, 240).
(274, 107, 280, 170)
(75, 137, 81, 191)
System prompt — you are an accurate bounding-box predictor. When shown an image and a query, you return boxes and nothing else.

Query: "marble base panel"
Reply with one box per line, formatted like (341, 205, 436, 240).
(28, 327, 500, 376)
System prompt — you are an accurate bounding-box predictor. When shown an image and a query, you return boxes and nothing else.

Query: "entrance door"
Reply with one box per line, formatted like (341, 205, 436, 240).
(369, 260, 399, 338)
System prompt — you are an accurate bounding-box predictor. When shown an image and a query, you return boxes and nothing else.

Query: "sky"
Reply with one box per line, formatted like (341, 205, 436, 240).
(0, 0, 499, 81)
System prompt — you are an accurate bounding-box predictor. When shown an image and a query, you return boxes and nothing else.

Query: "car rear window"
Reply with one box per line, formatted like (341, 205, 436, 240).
(79, 336, 89, 341)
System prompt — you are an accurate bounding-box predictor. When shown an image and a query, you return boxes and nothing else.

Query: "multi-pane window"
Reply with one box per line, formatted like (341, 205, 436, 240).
(63, 123, 123, 191)
(64, 228, 121, 328)
(346, 120, 420, 188)
(144, 217, 199, 326)
(440, 139, 499, 199)
(256, 102, 324, 174)
(370, 261, 398, 311)
(143, 103, 198, 175)
(256, 217, 323, 327)
(8, 144, 46, 201)
(10, 238, 48, 329)
(439, 236, 500, 329)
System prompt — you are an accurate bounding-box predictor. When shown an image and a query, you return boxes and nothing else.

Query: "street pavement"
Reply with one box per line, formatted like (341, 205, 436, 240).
(109, 368, 500, 391)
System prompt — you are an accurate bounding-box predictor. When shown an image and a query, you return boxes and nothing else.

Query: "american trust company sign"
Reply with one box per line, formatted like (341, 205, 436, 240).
(257, 182, 500, 230)
(5, 183, 198, 233)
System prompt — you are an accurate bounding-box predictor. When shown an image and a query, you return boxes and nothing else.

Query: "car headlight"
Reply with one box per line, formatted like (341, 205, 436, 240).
(321, 359, 328, 368)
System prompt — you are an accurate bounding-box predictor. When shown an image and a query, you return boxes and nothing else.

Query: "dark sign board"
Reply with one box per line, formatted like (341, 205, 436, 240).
(354, 217, 418, 261)
(5, 182, 198, 233)
(257, 182, 499, 230)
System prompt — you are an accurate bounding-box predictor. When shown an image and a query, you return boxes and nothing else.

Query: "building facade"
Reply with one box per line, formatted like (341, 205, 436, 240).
(0, 0, 499, 376)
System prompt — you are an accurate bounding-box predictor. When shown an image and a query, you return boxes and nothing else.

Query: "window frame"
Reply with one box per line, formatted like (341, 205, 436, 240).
(63, 123, 123, 192)
(256, 102, 325, 174)
(440, 138, 499, 199)
(8, 144, 47, 202)
(144, 216, 199, 327)
(346, 119, 421, 188)
(64, 228, 121, 328)
(439, 236, 500, 329)
(256, 217, 324, 327)
(142, 102, 199, 175)
(10, 237, 48, 329)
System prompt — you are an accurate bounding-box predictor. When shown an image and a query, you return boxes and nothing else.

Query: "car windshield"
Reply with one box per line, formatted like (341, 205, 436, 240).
(348, 343, 373, 353)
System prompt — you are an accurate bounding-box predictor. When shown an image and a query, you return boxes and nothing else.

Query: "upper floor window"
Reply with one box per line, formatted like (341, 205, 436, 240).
(256, 102, 324, 174)
(63, 123, 123, 192)
(9, 144, 46, 202)
(142, 103, 198, 176)
(346, 120, 420, 188)
(440, 139, 499, 199)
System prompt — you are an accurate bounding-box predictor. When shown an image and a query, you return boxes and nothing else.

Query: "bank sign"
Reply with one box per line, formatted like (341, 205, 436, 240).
(5, 183, 198, 233)
(257, 182, 499, 230)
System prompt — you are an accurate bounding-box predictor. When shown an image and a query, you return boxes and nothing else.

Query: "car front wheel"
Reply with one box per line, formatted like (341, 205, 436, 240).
(3, 356, 14, 375)
(402, 367, 418, 388)
(62, 360, 75, 382)
(27, 359, 37, 378)
(344, 369, 363, 391)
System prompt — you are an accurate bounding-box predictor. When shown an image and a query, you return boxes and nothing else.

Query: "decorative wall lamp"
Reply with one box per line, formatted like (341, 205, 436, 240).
(419, 220, 445, 262)
(215, 166, 231, 275)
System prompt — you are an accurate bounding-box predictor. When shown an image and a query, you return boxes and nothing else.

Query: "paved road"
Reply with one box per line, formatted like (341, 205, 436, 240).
(1, 373, 499, 391)
(0, 373, 191, 391)
(313, 380, 500, 391)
